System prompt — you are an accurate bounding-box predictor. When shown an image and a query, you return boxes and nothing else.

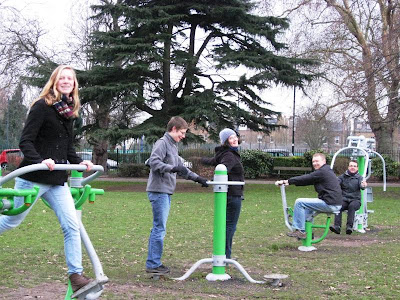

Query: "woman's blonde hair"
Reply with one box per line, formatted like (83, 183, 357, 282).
(31, 65, 80, 117)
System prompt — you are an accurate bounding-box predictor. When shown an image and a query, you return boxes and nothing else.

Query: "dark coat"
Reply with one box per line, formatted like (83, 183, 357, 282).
(201, 146, 244, 197)
(288, 164, 342, 205)
(18, 99, 82, 185)
(338, 171, 365, 202)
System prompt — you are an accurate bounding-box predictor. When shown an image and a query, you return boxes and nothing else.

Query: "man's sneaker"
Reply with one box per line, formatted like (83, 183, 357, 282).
(346, 226, 353, 235)
(69, 273, 93, 293)
(286, 230, 306, 239)
(146, 264, 170, 274)
(329, 226, 341, 235)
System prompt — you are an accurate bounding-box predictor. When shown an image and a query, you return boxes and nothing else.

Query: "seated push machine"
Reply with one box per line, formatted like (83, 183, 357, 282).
(275, 181, 340, 252)
(331, 135, 386, 233)
(277, 135, 386, 252)
(0, 164, 109, 300)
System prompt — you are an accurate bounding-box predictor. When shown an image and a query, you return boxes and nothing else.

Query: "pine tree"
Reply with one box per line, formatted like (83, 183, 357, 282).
(84, 0, 317, 142)
(0, 83, 28, 148)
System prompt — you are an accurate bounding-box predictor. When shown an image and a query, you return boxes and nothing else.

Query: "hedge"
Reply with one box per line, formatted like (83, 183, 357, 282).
(240, 150, 274, 179)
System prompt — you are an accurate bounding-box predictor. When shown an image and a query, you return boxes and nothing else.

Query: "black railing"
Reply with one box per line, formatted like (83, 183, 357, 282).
(2, 145, 400, 169)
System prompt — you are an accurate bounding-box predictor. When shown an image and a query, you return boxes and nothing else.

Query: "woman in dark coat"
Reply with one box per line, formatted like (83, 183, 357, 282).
(201, 128, 244, 259)
(0, 65, 94, 293)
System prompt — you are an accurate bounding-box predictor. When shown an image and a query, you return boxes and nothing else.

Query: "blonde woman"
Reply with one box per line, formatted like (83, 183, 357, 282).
(0, 65, 94, 293)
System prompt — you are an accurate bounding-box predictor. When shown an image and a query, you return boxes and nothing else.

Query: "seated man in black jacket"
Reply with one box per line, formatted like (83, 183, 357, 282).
(330, 160, 367, 235)
(276, 153, 342, 239)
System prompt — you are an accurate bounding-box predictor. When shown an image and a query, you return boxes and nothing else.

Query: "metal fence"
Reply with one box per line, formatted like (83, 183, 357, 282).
(2, 144, 400, 170)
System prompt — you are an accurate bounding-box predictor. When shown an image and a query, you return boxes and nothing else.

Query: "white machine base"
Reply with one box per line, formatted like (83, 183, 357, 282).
(206, 273, 231, 281)
(298, 246, 317, 252)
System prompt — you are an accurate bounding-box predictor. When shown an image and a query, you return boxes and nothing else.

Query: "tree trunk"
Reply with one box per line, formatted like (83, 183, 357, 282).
(371, 121, 396, 154)
(92, 103, 111, 171)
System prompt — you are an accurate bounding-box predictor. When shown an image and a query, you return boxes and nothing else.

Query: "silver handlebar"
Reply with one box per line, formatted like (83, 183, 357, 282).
(0, 164, 104, 187)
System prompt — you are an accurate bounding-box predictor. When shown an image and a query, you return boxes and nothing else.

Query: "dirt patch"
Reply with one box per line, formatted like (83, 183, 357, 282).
(0, 279, 270, 300)
(321, 226, 399, 248)
(0, 282, 66, 300)
(323, 237, 380, 248)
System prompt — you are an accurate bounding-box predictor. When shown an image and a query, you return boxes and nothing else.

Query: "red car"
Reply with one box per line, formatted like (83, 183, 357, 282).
(0, 149, 24, 170)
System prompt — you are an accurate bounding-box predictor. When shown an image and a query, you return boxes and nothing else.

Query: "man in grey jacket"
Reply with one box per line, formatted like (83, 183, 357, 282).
(145, 116, 208, 275)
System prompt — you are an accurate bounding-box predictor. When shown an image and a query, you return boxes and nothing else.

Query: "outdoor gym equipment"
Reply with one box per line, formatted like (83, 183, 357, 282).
(174, 164, 265, 284)
(276, 135, 386, 252)
(0, 164, 109, 300)
(276, 182, 341, 252)
(330, 135, 386, 233)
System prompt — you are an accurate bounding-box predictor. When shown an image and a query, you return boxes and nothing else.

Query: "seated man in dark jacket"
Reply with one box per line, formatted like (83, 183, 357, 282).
(330, 160, 367, 235)
(276, 153, 342, 239)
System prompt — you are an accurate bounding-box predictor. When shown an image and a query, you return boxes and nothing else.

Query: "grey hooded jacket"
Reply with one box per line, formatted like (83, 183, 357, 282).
(146, 132, 199, 194)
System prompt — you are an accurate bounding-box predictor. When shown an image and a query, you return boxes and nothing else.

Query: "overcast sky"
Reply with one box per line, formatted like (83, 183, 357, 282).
(4, 0, 306, 117)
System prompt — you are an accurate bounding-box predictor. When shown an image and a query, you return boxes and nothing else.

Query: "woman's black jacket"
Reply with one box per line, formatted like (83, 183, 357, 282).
(201, 146, 244, 197)
(18, 99, 82, 185)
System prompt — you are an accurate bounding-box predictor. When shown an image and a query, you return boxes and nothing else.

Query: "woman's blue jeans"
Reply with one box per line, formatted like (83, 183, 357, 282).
(0, 177, 83, 275)
(146, 192, 171, 269)
(292, 198, 341, 231)
(226, 195, 242, 259)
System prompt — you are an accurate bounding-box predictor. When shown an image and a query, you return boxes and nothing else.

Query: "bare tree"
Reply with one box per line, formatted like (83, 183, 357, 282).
(272, 0, 400, 153)
(295, 104, 335, 149)
(0, 4, 47, 93)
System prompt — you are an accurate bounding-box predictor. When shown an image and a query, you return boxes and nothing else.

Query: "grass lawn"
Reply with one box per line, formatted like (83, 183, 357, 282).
(1, 180, 399, 299)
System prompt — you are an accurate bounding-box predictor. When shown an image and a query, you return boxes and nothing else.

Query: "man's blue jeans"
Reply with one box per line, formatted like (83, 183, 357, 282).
(146, 192, 171, 269)
(0, 177, 83, 274)
(292, 198, 341, 231)
(226, 196, 242, 259)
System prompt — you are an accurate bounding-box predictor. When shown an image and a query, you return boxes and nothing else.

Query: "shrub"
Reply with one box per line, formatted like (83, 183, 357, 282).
(180, 148, 214, 175)
(109, 152, 151, 164)
(240, 150, 274, 179)
(273, 156, 308, 168)
(371, 155, 400, 179)
(117, 163, 149, 177)
(332, 156, 350, 174)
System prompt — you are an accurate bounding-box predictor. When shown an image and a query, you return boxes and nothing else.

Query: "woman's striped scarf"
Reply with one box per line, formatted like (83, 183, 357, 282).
(53, 94, 74, 119)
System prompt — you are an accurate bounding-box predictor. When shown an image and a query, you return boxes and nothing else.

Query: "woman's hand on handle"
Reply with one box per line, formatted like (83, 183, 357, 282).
(42, 158, 55, 171)
(80, 160, 94, 171)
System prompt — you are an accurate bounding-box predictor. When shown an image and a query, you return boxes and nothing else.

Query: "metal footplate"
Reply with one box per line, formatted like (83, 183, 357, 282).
(71, 277, 109, 299)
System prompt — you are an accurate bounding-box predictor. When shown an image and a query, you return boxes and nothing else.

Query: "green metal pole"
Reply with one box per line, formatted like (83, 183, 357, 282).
(212, 177, 227, 275)
(356, 155, 366, 231)
(205, 164, 232, 282)
(302, 221, 313, 247)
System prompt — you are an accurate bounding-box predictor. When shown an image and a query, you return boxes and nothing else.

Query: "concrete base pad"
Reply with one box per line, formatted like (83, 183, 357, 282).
(206, 273, 231, 281)
(298, 245, 317, 252)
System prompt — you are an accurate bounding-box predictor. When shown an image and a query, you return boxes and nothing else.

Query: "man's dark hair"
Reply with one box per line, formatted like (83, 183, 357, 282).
(349, 160, 358, 166)
(167, 116, 188, 132)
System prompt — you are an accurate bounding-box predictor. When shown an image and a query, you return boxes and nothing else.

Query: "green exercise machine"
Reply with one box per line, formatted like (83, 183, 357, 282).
(0, 164, 108, 299)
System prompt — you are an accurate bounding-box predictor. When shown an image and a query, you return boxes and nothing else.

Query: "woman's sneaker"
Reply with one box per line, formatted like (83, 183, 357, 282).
(146, 264, 170, 274)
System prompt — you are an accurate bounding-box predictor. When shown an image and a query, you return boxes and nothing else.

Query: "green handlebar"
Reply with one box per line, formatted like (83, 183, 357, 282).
(0, 186, 40, 216)
(73, 185, 92, 209)
(41, 185, 105, 210)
